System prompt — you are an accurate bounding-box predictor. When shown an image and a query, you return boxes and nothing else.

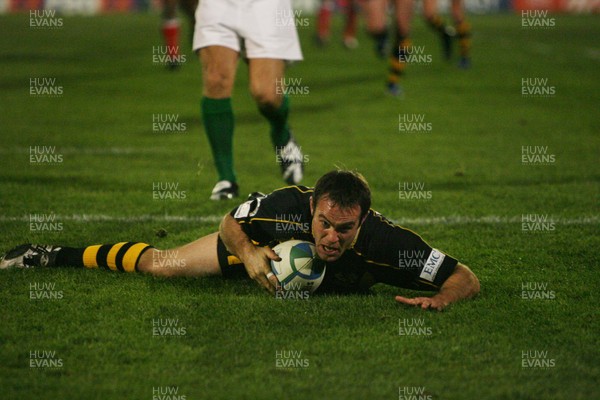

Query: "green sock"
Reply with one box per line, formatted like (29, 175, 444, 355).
(201, 97, 236, 183)
(258, 95, 291, 148)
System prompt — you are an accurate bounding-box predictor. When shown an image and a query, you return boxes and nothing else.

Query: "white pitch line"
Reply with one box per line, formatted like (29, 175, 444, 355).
(0, 214, 598, 226)
(0, 147, 165, 155)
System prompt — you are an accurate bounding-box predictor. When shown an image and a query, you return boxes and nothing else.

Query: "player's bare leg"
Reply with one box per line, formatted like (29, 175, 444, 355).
(249, 58, 304, 185)
(138, 233, 222, 277)
(363, 0, 389, 58)
(200, 46, 238, 99)
(248, 58, 285, 109)
(0, 234, 222, 278)
(199, 46, 241, 199)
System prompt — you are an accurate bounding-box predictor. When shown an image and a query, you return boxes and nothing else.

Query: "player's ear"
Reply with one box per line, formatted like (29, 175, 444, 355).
(309, 196, 314, 214)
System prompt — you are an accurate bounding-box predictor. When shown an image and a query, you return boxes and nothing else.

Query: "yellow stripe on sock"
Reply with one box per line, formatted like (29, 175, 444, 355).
(457, 21, 471, 36)
(122, 243, 151, 272)
(107, 242, 127, 271)
(82, 245, 101, 269)
(390, 58, 403, 70)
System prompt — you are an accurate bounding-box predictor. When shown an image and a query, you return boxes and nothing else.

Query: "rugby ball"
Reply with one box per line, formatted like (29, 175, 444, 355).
(270, 240, 326, 294)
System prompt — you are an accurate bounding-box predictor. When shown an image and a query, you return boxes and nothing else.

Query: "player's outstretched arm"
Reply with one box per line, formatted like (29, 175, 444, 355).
(219, 214, 281, 294)
(395, 263, 480, 311)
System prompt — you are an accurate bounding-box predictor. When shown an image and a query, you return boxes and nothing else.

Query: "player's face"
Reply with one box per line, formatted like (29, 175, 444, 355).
(310, 196, 363, 262)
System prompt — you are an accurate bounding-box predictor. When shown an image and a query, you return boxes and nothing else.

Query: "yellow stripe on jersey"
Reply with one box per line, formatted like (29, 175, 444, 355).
(82, 245, 101, 269)
(227, 255, 242, 266)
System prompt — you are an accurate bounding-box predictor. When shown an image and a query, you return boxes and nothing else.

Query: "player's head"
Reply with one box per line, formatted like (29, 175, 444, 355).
(310, 170, 371, 262)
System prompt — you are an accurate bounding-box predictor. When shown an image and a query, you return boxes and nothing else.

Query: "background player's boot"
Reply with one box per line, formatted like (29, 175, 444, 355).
(276, 136, 304, 185)
(343, 36, 359, 49)
(210, 180, 239, 201)
(0, 244, 61, 269)
(386, 81, 403, 97)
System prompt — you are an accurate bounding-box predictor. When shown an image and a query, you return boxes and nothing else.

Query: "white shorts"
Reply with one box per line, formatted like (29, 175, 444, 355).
(193, 0, 303, 61)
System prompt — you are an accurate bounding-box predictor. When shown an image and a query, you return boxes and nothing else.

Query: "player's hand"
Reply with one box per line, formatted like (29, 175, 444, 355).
(395, 295, 450, 311)
(242, 246, 281, 294)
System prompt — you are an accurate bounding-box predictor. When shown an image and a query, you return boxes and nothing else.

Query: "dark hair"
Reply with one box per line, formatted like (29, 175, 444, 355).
(313, 170, 371, 220)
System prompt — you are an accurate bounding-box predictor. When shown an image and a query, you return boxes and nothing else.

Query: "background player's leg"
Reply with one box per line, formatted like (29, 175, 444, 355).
(161, 0, 181, 69)
(343, 0, 360, 49)
(363, 0, 389, 58)
(199, 46, 240, 199)
(387, 0, 413, 96)
(138, 233, 222, 278)
(423, 0, 453, 60)
(248, 58, 285, 111)
(452, 0, 471, 68)
(316, 0, 334, 46)
(249, 58, 303, 185)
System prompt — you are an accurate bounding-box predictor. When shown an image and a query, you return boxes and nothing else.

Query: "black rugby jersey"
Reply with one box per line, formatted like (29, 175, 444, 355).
(230, 186, 458, 291)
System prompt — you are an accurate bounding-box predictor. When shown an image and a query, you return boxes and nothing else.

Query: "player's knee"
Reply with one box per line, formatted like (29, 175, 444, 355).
(203, 69, 234, 98)
(251, 88, 280, 110)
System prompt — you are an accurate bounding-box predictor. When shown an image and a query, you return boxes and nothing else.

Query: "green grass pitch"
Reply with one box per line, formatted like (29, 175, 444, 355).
(0, 11, 599, 400)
